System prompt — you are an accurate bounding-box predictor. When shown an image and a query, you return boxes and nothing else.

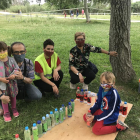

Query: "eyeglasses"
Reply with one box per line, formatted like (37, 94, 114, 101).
(13, 51, 25, 55)
(76, 38, 85, 41)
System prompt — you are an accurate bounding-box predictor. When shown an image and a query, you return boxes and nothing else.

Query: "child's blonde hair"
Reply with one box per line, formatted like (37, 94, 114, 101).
(100, 71, 115, 83)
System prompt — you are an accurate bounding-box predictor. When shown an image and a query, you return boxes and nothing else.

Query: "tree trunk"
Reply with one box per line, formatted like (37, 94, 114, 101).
(84, 0, 90, 22)
(109, 0, 135, 82)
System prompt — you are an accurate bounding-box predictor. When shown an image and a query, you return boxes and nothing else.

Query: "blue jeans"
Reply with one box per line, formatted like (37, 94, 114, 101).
(0, 84, 42, 108)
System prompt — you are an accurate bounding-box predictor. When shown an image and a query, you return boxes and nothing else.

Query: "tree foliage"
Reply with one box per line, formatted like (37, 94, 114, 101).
(131, 1, 140, 12)
(0, 0, 11, 9)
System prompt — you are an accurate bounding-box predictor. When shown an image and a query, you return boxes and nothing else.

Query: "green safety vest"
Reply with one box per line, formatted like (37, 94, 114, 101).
(34, 52, 58, 80)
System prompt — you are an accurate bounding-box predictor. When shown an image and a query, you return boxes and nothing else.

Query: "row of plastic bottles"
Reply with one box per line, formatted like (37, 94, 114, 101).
(76, 87, 96, 105)
(15, 100, 75, 140)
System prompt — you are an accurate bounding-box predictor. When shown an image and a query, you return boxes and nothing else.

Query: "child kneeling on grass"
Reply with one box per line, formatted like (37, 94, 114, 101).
(0, 41, 19, 122)
(83, 71, 129, 135)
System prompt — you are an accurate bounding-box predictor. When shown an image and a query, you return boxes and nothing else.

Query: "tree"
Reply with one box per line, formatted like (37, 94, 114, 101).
(84, 0, 90, 22)
(0, 0, 11, 9)
(109, 0, 135, 82)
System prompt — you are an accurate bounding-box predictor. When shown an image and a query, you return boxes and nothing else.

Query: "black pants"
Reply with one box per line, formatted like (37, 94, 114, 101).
(69, 67, 95, 85)
(33, 70, 63, 92)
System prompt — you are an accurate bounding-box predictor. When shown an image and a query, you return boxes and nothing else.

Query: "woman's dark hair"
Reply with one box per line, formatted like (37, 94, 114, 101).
(43, 39, 54, 49)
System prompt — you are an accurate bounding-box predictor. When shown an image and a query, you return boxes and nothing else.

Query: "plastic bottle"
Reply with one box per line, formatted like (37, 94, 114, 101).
(80, 89, 84, 103)
(76, 87, 80, 101)
(46, 114, 51, 130)
(62, 104, 66, 120)
(122, 102, 128, 116)
(87, 91, 91, 105)
(68, 102, 72, 117)
(37, 120, 42, 138)
(32, 123, 38, 140)
(59, 108, 64, 123)
(119, 101, 123, 115)
(84, 89, 88, 103)
(15, 134, 21, 140)
(50, 111, 55, 127)
(54, 108, 59, 125)
(138, 79, 140, 93)
(86, 110, 92, 127)
(24, 126, 31, 140)
(42, 116, 47, 133)
(71, 99, 75, 113)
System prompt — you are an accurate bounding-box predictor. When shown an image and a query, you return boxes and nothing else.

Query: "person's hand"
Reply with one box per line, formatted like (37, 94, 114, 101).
(86, 114, 94, 122)
(110, 51, 118, 56)
(1, 95, 10, 104)
(52, 85, 59, 95)
(0, 77, 9, 83)
(79, 73, 84, 83)
(14, 69, 24, 79)
(7, 74, 15, 80)
(53, 70, 60, 81)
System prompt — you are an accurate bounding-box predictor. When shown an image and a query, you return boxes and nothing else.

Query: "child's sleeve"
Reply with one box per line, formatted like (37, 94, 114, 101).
(94, 90, 118, 121)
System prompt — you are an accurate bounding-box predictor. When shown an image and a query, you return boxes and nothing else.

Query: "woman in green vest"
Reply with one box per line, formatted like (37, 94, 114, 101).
(33, 39, 63, 96)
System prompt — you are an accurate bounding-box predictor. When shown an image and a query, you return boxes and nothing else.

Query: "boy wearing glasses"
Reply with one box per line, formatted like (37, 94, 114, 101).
(69, 32, 118, 90)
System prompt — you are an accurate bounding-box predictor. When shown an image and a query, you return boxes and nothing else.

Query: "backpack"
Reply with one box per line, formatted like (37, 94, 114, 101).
(16, 59, 30, 99)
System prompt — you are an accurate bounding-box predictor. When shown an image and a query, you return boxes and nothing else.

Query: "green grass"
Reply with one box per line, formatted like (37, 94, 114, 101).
(0, 15, 140, 140)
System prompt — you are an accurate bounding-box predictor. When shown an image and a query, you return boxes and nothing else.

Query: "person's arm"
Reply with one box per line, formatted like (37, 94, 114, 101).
(39, 72, 59, 94)
(0, 77, 9, 83)
(0, 91, 10, 104)
(101, 48, 118, 56)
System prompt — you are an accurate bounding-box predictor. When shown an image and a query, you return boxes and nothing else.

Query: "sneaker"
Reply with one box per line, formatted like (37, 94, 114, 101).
(12, 108, 19, 117)
(70, 82, 76, 89)
(116, 120, 129, 131)
(83, 83, 88, 90)
(3, 112, 12, 122)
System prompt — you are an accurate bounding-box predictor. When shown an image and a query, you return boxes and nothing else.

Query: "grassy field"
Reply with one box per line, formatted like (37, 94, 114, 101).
(0, 15, 140, 140)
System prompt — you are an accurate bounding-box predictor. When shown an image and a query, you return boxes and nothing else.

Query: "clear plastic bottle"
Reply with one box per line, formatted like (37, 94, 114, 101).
(24, 126, 31, 140)
(54, 108, 59, 125)
(87, 91, 91, 105)
(15, 134, 21, 140)
(76, 87, 80, 101)
(50, 111, 55, 127)
(84, 89, 88, 103)
(68, 102, 72, 117)
(122, 102, 128, 117)
(37, 120, 43, 138)
(42, 116, 47, 133)
(80, 89, 84, 103)
(46, 114, 51, 130)
(86, 110, 92, 127)
(71, 99, 75, 113)
(119, 101, 123, 115)
(59, 108, 64, 123)
(61, 104, 66, 120)
(32, 123, 38, 140)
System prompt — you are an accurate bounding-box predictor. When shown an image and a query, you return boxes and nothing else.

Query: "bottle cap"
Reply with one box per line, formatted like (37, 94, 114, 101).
(55, 108, 58, 111)
(42, 116, 45, 120)
(88, 110, 91, 113)
(33, 123, 36, 127)
(46, 114, 49, 118)
(37, 120, 41, 124)
(62, 104, 64, 107)
(81, 89, 83, 91)
(139, 79, 140, 82)
(15, 134, 19, 138)
(50, 111, 53, 114)
(25, 126, 29, 130)
(68, 102, 71, 105)
(124, 102, 127, 104)
(60, 107, 63, 111)
(88, 91, 91, 93)
(77, 87, 80, 89)
(85, 89, 87, 91)
(71, 99, 74, 102)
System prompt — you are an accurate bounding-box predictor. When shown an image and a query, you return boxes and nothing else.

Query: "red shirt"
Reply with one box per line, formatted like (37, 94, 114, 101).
(35, 56, 61, 73)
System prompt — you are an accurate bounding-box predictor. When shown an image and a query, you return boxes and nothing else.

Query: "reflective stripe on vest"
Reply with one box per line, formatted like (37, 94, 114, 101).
(34, 52, 58, 81)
